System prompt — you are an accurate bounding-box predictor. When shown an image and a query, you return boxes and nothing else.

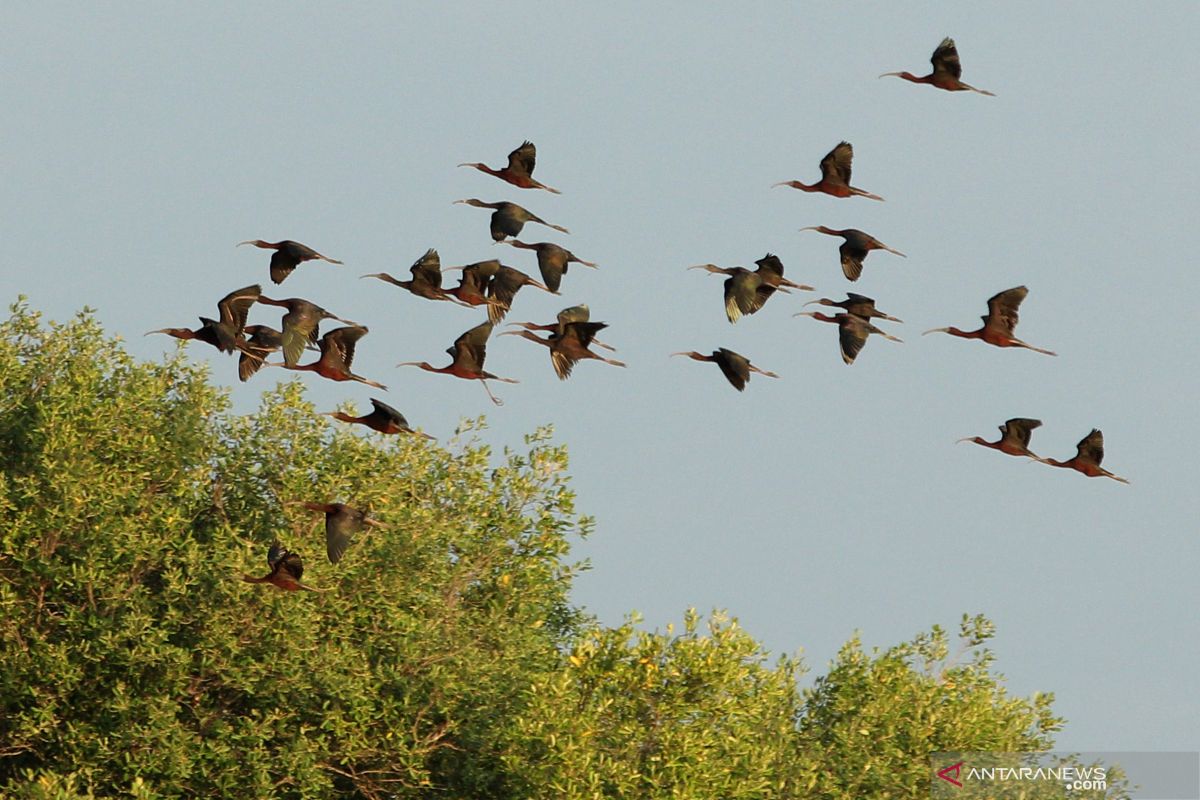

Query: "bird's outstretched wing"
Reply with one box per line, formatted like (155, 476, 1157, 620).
(985, 286, 1028, 335)
(715, 348, 751, 391)
(837, 315, 871, 365)
(819, 141, 853, 187)
(453, 321, 493, 371)
(370, 398, 408, 428)
(1001, 418, 1042, 449)
(218, 284, 260, 333)
(507, 141, 537, 178)
(410, 248, 442, 287)
(839, 241, 868, 281)
(931, 37, 963, 80)
(324, 325, 368, 368)
(1075, 429, 1105, 466)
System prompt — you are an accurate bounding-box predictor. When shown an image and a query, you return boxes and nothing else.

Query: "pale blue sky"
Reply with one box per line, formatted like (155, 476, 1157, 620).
(5, 3, 1197, 752)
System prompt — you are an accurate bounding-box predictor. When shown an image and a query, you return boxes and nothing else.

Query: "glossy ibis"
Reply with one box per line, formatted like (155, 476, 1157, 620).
(453, 199, 569, 241)
(300, 502, 384, 565)
(147, 284, 260, 354)
(750, 253, 814, 311)
(799, 226, 906, 281)
(671, 348, 779, 391)
(269, 325, 386, 389)
(1038, 429, 1130, 484)
(804, 293, 903, 323)
(506, 305, 617, 351)
(880, 37, 995, 96)
(503, 240, 597, 293)
(397, 321, 518, 406)
(242, 542, 320, 592)
(923, 286, 1057, 356)
(773, 142, 884, 201)
(501, 320, 625, 380)
(324, 398, 434, 438)
(237, 239, 343, 284)
(458, 140, 561, 193)
(958, 418, 1044, 459)
(795, 311, 903, 365)
(486, 265, 554, 324)
(254, 295, 359, 367)
(361, 248, 468, 305)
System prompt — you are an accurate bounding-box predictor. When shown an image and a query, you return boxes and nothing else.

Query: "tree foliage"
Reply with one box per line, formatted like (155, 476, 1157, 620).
(0, 303, 1091, 798)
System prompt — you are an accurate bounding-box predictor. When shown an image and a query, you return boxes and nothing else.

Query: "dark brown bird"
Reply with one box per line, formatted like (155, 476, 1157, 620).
(301, 502, 385, 564)
(254, 295, 359, 367)
(804, 293, 903, 323)
(146, 284, 260, 354)
(501, 320, 626, 380)
(689, 264, 762, 323)
(270, 325, 386, 389)
(923, 286, 1057, 356)
(670, 348, 779, 391)
(242, 542, 319, 592)
(957, 418, 1044, 459)
(397, 321, 518, 406)
(799, 226, 906, 281)
(324, 398, 434, 438)
(486, 265, 555, 324)
(453, 199, 569, 242)
(773, 142, 884, 201)
(505, 305, 617, 351)
(458, 140, 561, 194)
(1038, 429, 1130, 484)
(237, 324, 288, 381)
(361, 248, 468, 305)
(502, 240, 598, 294)
(795, 311, 903, 365)
(237, 239, 343, 284)
(880, 37, 995, 96)
(749, 253, 814, 312)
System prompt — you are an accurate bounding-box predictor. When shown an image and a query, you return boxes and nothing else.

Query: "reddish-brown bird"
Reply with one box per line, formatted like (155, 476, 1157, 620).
(958, 418, 1044, 459)
(300, 502, 385, 565)
(242, 542, 320, 592)
(1038, 429, 1130, 484)
(671, 348, 779, 391)
(458, 140, 561, 194)
(453, 199, 569, 242)
(502, 320, 626, 380)
(880, 37, 995, 96)
(799, 226, 906, 282)
(254, 295, 359, 367)
(795, 311, 903, 365)
(773, 142, 884, 201)
(443, 259, 505, 308)
(506, 305, 617, 351)
(269, 325, 386, 389)
(361, 248, 468, 306)
(503, 240, 598, 294)
(923, 286, 1057, 356)
(397, 321, 518, 406)
(238, 239, 343, 284)
(324, 397, 434, 439)
(147, 284, 260, 354)
(804, 293, 903, 324)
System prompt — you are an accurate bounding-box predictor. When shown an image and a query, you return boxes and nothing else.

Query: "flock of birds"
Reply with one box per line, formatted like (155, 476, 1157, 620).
(146, 37, 1128, 592)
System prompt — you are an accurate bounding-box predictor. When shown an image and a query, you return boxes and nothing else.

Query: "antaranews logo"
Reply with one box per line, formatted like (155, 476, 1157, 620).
(932, 751, 1199, 799)
(936, 761, 964, 788)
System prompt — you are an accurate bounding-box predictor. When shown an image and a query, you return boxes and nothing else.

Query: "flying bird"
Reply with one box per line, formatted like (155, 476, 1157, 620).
(362, 248, 468, 305)
(799, 226, 906, 282)
(458, 140, 561, 193)
(505, 305, 617, 351)
(324, 398, 434, 438)
(503, 240, 598, 293)
(1037, 429, 1130, 484)
(804, 293, 903, 323)
(773, 142, 884, 201)
(242, 542, 320, 592)
(397, 321, 518, 406)
(923, 286, 1057, 356)
(749, 253, 814, 312)
(237, 324, 287, 382)
(453, 199, 569, 241)
(443, 260, 505, 308)
(146, 284, 260, 354)
(502, 320, 625, 380)
(237, 239, 343, 284)
(300, 502, 385, 565)
(254, 295, 359, 367)
(671, 348, 779, 391)
(269, 325, 386, 389)
(795, 311, 903, 365)
(957, 418, 1044, 459)
(485, 265, 555, 324)
(880, 37, 995, 96)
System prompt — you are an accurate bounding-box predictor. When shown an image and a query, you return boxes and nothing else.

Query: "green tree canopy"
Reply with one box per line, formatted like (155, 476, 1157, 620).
(0, 303, 1095, 799)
